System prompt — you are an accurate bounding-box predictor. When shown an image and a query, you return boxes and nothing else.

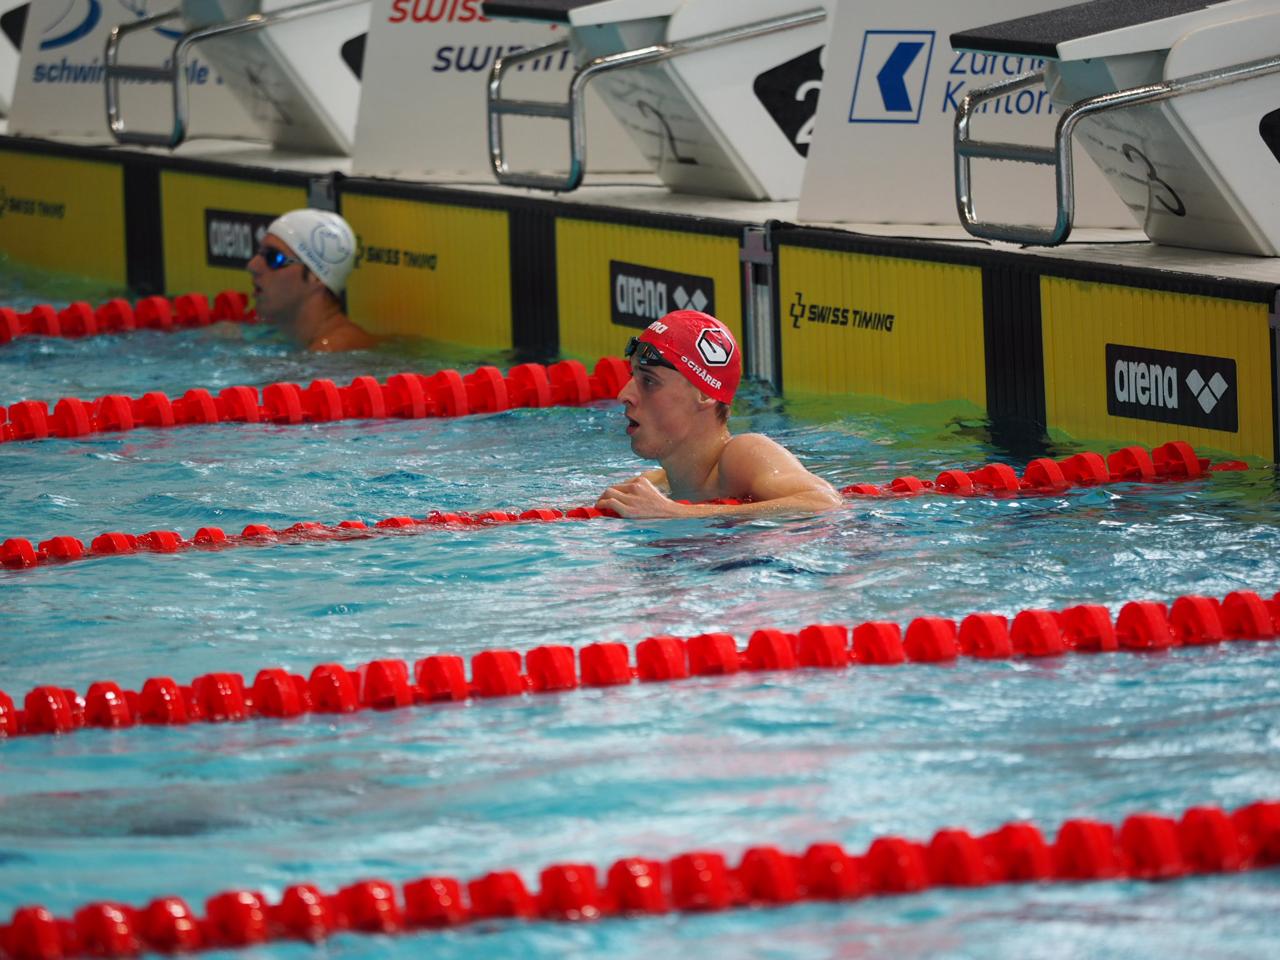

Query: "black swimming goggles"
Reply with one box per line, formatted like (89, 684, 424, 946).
(256, 246, 302, 271)
(625, 336, 675, 370)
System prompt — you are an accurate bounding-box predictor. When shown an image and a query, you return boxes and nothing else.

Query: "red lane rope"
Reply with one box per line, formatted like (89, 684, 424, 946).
(2, 587, 1276, 740)
(0, 440, 1249, 574)
(0, 291, 254, 346)
(0, 353, 631, 444)
(2, 799, 1277, 958)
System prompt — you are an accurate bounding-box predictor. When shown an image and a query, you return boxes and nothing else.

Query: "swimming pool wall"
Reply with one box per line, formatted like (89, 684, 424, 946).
(0, 134, 1276, 462)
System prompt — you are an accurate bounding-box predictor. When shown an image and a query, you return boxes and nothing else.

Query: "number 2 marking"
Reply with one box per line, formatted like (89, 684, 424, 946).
(794, 79, 822, 148)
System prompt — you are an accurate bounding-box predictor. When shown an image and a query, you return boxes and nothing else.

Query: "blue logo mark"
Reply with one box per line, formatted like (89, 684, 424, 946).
(40, 0, 102, 51)
(849, 30, 935, 124)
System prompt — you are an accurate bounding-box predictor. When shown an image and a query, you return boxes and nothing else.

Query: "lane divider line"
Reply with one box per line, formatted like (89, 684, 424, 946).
(1, 588, 1276, 740)
(1, 800, 1276, 957)
(0, 291, 254, 346)
(0, 441, 1249, 575)
(0, 355, 632, 445)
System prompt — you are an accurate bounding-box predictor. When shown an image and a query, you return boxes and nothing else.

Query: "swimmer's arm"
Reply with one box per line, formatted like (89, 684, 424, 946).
(597, 435, 842, 519)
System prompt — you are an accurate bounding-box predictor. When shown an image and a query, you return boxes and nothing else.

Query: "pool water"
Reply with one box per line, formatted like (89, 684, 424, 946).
(2, 262, 1280, 959)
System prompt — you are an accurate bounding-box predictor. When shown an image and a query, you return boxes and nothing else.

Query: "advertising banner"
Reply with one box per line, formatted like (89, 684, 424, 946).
(0, 147, 126, 283)
(555, 217, 741, 363)
(1041, 278, 1274, 460)
(353, 0, 648, 179)
(343, 191, 513, 346)
(798, 0, 1132, 227)
(777, 243, 987, 406)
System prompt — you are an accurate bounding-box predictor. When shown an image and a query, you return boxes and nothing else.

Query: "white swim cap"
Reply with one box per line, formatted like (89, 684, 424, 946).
(266, 209, 356, 295)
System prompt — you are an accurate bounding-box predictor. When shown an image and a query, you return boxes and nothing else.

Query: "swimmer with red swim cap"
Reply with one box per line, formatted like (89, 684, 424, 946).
(596, 310, 842, 518)
(248, 209, 376, 352)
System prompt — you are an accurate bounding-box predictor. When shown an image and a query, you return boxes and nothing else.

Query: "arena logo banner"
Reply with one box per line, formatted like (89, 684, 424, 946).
(610, 260, 715, 330)
(204, 209, 275, 269)
(1106, 343, 1238, 433)
(798, 0, 1131, 226)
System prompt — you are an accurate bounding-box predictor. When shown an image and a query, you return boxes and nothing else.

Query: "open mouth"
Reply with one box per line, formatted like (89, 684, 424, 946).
(626, 416, 638, 435)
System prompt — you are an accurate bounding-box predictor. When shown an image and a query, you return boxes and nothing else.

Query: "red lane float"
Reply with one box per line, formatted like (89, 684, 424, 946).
(1, 588, 1276, 741)
(842, 441, 1246, 499)
(0, 442, 1246, 575)
(0, 356, 632, 444)
(0, 291, 252, 347)
(1, 799, 1276, 958)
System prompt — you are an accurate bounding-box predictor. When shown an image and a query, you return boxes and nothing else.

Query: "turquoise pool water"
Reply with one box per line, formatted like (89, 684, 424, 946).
(2, 264, 1279, 958)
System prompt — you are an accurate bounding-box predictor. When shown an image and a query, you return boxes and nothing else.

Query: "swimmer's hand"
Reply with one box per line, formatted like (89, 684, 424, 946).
(595, 477, 690, 519)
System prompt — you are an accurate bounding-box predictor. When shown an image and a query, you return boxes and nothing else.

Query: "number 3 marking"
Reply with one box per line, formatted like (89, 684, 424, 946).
(1121, 143, 1187, 217)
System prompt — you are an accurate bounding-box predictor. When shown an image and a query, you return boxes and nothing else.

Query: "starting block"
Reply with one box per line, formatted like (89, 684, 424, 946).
(485, 0, 832, 199)
(952, 0, 1280, 254)
(105, 0, 370, 153)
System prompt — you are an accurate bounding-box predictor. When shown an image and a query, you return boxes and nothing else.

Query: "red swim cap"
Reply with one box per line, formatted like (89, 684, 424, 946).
(636, 310, 741, 404)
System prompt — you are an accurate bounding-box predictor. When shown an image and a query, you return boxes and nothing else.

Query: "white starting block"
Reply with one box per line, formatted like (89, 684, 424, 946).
(105, 0, 370, 153)
(952, 0, 1280, 255)
(485, 0, 832, 199)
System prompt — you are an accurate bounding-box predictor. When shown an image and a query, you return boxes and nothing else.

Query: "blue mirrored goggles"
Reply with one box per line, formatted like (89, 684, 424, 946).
(624, 336, 675, 370)
(256, 246, 302, 271)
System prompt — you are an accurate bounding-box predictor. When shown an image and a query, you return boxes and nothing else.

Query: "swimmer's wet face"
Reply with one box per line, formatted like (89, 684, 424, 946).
(617, 352, 710, 460)
(248, 236, 310, 323)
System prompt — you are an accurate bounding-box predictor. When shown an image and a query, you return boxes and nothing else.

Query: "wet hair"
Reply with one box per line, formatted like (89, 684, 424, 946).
(716, 401, 730, 424)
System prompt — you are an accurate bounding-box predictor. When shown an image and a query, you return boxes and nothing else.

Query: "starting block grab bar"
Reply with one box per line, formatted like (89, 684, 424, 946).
(487, 6, 827, 193)
(104, 0, 365, 148)
(954, 51, 1280, 246)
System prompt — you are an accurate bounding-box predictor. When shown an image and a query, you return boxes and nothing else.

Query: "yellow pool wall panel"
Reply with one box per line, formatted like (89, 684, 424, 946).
(343, 192, 512, 347)
(160, 171, 306, 298)
(1041, 277, 1273, 460)
(0, 150, 126, 284)
(778, 245, 987, 407)
(555, 219, 742, 362)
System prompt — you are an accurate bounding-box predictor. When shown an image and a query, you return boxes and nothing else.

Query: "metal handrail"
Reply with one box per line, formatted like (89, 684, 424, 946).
(487, 7, 828, 192)
(954, 51, 1280, 245)
(104, 0, 366, 148)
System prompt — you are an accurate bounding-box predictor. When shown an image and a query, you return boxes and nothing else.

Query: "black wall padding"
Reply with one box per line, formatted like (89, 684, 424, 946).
(123, 162, 164, 296)
(982, 262, 1046, 431)
(509, 204, 559, 357)
(952, 0, 1233, 58)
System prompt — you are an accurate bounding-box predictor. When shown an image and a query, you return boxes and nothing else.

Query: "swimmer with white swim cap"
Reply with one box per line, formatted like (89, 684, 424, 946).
(596, 310, 842, 518)
(248, 209, 375, 352)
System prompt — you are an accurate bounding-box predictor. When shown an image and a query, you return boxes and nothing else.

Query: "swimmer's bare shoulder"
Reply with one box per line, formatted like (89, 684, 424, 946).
(718, 433, 843, 509)
(308, 321, 378, 353)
